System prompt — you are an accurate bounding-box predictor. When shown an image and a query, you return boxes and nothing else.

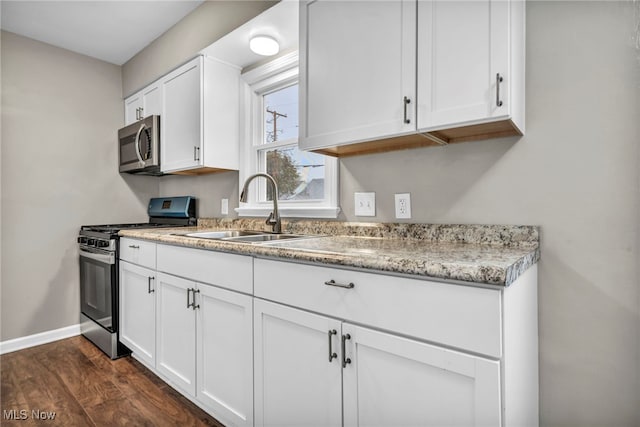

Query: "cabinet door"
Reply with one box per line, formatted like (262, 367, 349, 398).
(156, 272, 196, 396)
(119, 261, 156, 367)
(343, 324, 501, 427)
(417, 0, 509, 130)
(197, 285, 253, 427)
(299, 0, 416, 151)
(124, 93, 142, 125)
(161, 58, 203, 173)
(141, 83, 162, 119)
(254, 299, 342, 427)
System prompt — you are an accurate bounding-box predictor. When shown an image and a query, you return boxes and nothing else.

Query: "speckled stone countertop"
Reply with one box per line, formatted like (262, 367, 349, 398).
(119, 219, 540, 286)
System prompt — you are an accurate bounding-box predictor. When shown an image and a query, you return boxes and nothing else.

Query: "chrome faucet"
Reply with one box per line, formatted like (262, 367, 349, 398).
(239, 173, 282, 234)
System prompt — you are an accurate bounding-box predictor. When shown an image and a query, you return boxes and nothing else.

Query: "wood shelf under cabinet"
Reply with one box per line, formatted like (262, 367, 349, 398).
(311, 119, 523, 158)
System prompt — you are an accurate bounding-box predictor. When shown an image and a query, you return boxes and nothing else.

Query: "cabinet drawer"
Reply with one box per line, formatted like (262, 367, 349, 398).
(120, 238, 156, 269)
(254, 259, 502, 357)
(157, 244, 252, 294)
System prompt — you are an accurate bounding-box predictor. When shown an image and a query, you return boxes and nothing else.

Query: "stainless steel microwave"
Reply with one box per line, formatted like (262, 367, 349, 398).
(118, 115, 161, 175)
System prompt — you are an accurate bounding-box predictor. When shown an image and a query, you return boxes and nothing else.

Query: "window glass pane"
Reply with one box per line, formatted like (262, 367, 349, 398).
(263, 85, 298, 144)
(262, 146, 325, 201)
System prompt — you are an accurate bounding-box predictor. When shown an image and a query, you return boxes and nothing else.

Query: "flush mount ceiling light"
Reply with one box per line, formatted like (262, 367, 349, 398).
(249, 35, 280, 56)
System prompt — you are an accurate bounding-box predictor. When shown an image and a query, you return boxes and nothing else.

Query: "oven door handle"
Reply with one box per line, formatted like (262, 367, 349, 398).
(79, 247, 115, 265)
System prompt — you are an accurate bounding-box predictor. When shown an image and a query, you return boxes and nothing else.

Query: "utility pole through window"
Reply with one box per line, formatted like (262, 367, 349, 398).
(266, 108, 287, 142)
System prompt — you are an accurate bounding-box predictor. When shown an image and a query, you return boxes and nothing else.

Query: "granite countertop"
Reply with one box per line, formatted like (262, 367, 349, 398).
(119, 219, 540, 286)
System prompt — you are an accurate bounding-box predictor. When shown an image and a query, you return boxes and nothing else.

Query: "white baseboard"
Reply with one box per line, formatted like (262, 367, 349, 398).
(0, 324, 81, 355)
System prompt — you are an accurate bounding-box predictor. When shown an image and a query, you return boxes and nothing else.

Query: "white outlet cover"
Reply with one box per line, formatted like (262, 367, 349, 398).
(395, 193, 411, 219)
(355, 192, 376, 216)
(221, 198, 229, 215)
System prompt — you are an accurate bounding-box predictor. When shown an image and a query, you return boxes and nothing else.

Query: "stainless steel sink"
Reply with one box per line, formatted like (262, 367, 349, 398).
(175, 229, 316, 244)
(182, 230, 263, 239)
(225, 233, 309, 243)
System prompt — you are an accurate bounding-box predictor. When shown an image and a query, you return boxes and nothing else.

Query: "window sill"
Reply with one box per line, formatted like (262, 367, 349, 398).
(235, 206, 341, 219)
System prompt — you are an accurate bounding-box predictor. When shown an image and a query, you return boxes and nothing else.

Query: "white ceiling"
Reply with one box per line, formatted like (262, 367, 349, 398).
(0, 1, 204, 65)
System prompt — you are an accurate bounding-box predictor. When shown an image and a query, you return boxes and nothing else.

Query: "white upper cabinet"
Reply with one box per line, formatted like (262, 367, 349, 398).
(160, 56, 240, 174)
(299, 0, 417, 154)
(417, 0, 524, 140)
(299, 0, 525, 157)
(161, 59, 203, 173)
(124, 81, 162, 126)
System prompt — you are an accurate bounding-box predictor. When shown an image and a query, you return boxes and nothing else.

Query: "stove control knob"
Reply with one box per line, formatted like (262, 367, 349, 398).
(86, 239, 96, 246)
(77, 236, 87, 244)
(96, 240, 110, 249)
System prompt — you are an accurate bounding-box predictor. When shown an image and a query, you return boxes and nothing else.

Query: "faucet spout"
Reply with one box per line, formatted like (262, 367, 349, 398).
(239, 173, 282, 234)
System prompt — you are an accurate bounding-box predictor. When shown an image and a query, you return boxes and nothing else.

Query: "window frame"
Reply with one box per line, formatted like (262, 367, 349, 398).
(236, 51, 340, 219)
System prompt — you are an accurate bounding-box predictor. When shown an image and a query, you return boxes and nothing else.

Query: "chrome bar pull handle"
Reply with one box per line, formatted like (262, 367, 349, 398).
(496, 73, 504, 107)
(128, 245, 139, 249)
(148, 276, 155, 294)
(192, 289, 200, 310)
(341, 334, 352, 368)
(194, 146, 200, 161)
(324, 279, 354, 289)
(187, 288, 192, 308)
(328, 329, 337, 362)
(403, 96, 411, 124)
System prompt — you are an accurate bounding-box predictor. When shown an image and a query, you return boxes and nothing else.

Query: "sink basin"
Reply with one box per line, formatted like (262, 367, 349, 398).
(176, 229, 316, 244)
(225, 233, 309, 243)
(182, 230, 263, 239)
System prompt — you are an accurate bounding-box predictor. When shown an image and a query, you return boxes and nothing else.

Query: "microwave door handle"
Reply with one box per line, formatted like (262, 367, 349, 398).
(134, 123, 146, 166)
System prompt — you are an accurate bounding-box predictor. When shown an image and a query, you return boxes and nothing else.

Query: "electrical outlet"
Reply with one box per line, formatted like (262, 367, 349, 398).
(354, 192, 376, 216)
(395, 193, 411, 219)
(221, 198, 229, 215)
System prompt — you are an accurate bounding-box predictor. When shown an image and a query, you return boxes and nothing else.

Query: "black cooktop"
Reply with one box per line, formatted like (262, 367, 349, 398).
(81, 222, 175, 234)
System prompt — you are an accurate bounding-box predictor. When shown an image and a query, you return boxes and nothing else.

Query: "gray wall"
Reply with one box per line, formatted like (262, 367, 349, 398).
(0, 31, 159, 341)
(148, 2, 640, 425)
(121, 0, 276, 97)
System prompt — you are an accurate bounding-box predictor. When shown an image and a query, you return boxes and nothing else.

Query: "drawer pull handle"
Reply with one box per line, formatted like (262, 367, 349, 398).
(128, 245, 140, 249)
(328, 329, 337, 362)
(187, 288, 192, 309)
(341, 333, 352, 368)
(324, 279, 354, 289)
(147, 276, 155, 294)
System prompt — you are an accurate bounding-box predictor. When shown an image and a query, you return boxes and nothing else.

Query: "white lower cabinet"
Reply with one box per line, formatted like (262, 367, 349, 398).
(342, 324, 501, 427)
(155, 273, 197, 396)
(254, 258, 539, 427)
(154, 267, 253, 427)
(254, 299, 501, 427)
(119, 260, 156, 367)
(254, 299, 342, 427)
(197, 284, 253, 427)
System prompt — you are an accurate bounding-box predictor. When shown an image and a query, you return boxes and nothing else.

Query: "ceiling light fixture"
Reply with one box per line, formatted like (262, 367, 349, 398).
(249, 35, 280, 56)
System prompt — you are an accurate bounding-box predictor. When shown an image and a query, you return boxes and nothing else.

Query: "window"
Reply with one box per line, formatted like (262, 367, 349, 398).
(237, 52, 340, 218)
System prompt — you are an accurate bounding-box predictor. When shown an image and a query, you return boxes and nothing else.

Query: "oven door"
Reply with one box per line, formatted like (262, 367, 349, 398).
(79, 246, 116, 332)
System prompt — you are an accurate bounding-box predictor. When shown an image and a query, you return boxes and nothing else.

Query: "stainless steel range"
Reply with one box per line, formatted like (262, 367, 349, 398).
(78, 196, 196, 358)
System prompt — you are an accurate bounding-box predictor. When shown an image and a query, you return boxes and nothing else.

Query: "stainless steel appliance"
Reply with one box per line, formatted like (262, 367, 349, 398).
(118, 115, 161, 175)
(78, 196, 196, 359)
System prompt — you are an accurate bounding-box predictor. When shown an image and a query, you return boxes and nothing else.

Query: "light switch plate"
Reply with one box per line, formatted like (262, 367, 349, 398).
(354, 192, 376, 216)
(221, 198, 229, 215)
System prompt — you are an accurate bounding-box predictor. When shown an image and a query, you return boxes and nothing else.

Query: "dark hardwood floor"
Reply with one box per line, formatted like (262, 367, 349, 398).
(0, 336, 224, 426)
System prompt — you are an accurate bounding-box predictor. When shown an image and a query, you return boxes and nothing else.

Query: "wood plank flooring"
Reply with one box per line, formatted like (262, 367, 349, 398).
(0, 336, 224, 426)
